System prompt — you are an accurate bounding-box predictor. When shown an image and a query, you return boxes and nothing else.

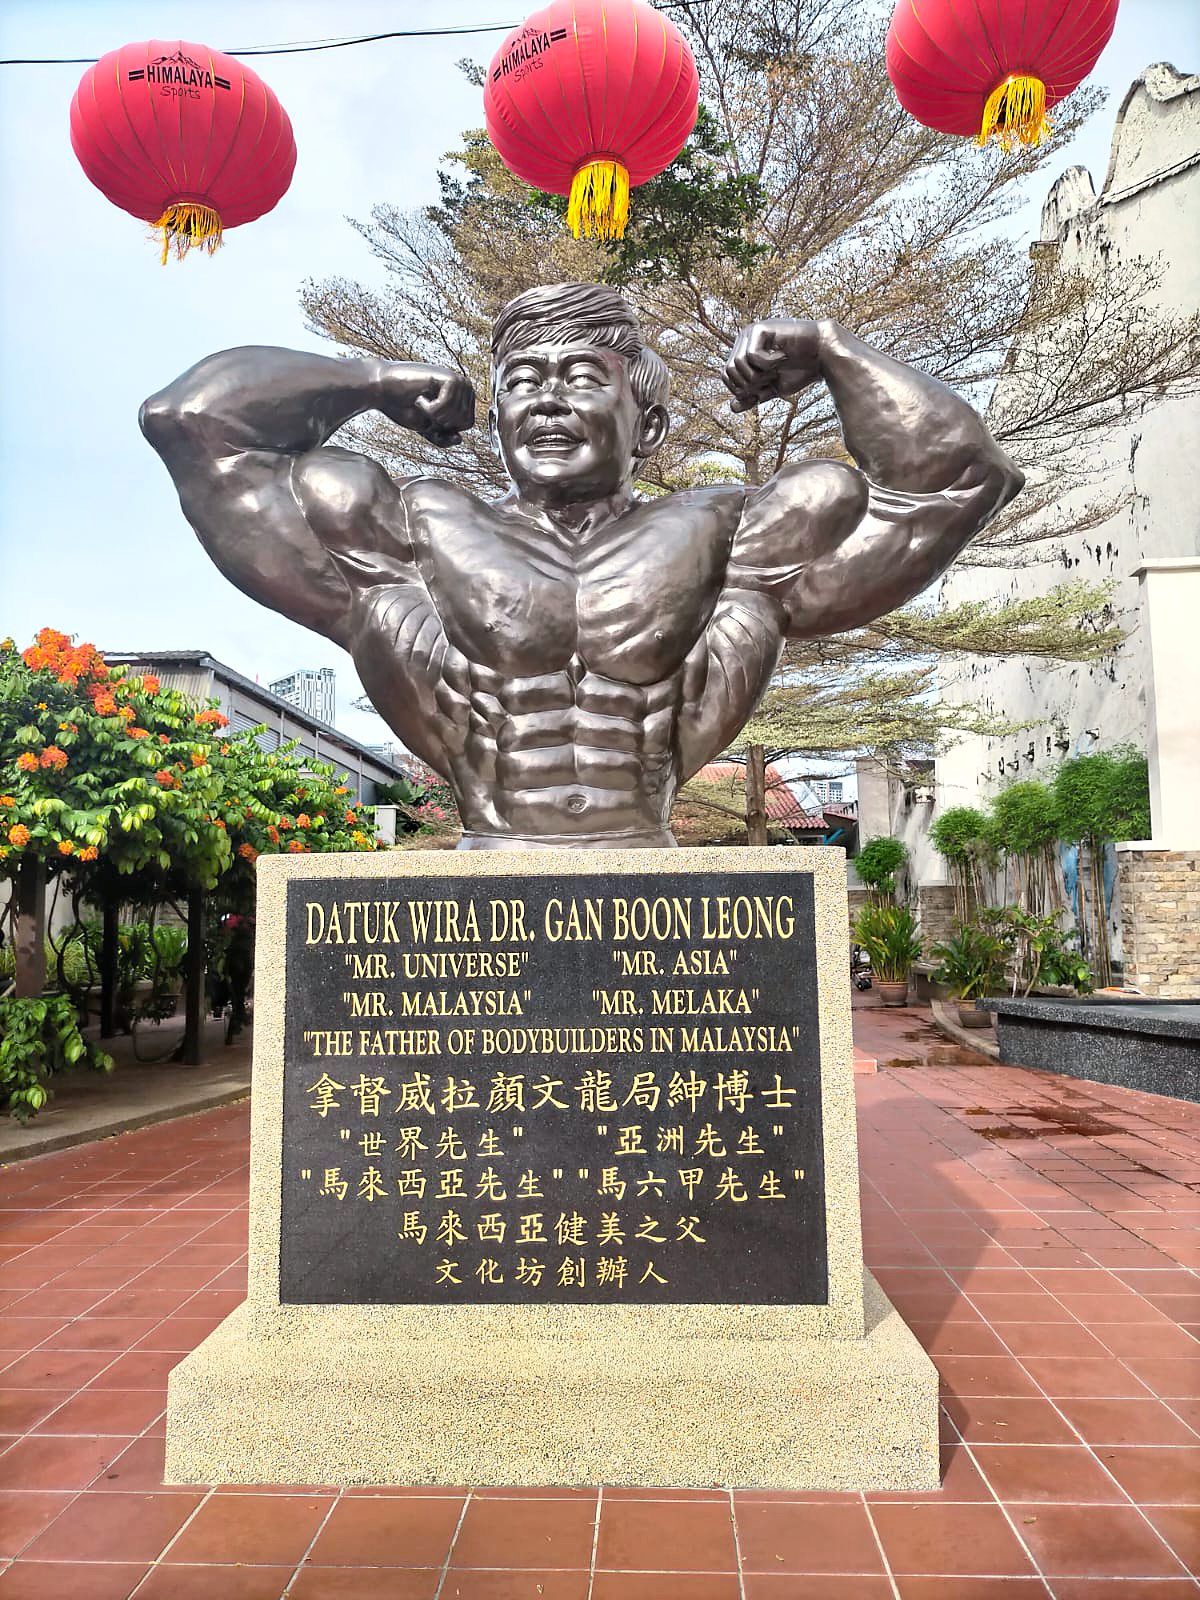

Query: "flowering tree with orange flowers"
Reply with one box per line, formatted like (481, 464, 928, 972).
(1, 629, 380, 1114)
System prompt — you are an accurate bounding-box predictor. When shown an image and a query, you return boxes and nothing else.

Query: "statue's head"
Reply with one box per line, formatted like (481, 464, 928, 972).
(489, 283, 670, 507)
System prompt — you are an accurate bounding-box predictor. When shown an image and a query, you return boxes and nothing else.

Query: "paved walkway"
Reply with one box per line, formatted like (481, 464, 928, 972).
(0, 1020, 251, 1164)
(0, 1007, 1196, 1596)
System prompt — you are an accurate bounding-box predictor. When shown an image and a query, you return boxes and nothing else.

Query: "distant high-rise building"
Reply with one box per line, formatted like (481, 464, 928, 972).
(810, 779, 845, 806)
(269, 667, 336, 725)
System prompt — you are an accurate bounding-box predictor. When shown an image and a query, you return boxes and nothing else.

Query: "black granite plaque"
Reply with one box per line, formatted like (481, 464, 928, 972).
(279, 871, 827, 1305)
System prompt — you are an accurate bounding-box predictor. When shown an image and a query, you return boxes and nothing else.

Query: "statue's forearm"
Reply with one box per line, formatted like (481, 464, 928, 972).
(140, 346, 384, 460)
(816, 320, 1020, 498)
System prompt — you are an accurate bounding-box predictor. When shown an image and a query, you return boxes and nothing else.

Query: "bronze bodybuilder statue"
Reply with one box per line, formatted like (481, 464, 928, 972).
(142, 284, 1021, 848)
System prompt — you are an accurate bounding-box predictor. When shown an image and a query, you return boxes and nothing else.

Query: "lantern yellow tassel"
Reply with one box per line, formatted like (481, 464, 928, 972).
(567, 159, 631, 241)
(152, 202, 224, 265)
(978, 74, 1051, 152)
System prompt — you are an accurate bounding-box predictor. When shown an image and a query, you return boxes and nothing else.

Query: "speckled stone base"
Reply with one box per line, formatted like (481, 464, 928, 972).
(165, 1271, 938, 1490)
(165, 848, 939, 1490)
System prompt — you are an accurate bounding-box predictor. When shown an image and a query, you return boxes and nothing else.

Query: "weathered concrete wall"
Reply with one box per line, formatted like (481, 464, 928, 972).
(1117, 847, 1200, 997)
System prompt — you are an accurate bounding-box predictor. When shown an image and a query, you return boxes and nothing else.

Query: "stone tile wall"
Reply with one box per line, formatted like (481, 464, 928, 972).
(1117, 848, 1200, 998)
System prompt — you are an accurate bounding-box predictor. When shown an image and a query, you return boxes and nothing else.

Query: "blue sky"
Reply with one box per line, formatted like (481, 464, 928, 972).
(1, 0, 1197, 748)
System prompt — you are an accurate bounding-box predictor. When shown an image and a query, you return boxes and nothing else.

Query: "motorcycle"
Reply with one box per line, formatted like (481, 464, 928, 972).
(850, 943, 872, 991)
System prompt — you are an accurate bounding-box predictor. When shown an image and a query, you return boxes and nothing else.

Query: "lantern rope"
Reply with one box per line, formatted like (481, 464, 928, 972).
(978, 74, 1051, 151)
(154, 202, 224, 265)
(567, 160, 631, 241)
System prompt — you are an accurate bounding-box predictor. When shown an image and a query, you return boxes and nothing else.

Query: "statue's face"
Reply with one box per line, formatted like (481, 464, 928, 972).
(492, 342, 649, 505)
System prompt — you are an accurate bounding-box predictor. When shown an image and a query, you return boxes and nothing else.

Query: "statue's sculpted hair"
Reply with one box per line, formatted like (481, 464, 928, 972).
(491, 282, 669, 411)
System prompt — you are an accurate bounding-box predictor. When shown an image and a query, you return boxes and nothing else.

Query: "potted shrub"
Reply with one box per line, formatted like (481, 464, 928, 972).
(853, 903, 921, 1006)
(853, 835, 908, 902)
(931, 923, 1007, 1027)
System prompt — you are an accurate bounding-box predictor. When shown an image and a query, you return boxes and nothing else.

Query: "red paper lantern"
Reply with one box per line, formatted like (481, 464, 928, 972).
(886, 0, 1119, 150)
(70, 41, 296, 262)
(484, 0, 699, 240)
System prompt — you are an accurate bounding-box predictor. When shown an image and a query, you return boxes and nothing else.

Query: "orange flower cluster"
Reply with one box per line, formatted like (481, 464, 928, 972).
(0, 795, 14, 808)
(141, 675, 161, 694)
(286, 839, 307, 853)
(238, 843, 259, 862)
(57, 840, 74, 856)
(155, 770, 178, 789)
(190, 751, 206, 767)
(39, 746, 68, 769)
(127, 727, 150, 741)
(78, 845, 99, 862)
(194, 709, 229, 728)
(16, 752, 38, 773)
(7, 824, 30, 847)
(267, 825, 280, 844)
(22, 628, 108, 687)
(296, 813, 311, 829)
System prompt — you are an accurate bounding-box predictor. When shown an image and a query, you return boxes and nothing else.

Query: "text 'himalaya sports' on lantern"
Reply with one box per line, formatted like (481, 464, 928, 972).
(69, 39, 296, 261)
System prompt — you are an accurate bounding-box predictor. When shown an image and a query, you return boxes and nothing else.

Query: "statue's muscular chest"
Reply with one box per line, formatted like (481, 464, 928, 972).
(406, 485, 742, 685)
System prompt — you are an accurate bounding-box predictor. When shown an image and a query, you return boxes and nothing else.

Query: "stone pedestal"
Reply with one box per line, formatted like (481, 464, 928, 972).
(166, 847, 938, 1490)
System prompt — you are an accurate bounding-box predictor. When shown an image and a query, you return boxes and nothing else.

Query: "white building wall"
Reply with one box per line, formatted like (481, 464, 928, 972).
(937, 64, 1200, 814)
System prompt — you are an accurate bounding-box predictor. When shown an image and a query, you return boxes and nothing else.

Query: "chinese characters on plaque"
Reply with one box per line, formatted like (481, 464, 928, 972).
(280, 873, 826, 1305)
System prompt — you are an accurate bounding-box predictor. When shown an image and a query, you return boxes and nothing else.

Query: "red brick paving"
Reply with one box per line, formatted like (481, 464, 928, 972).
(0, 1004, 1196, 1597)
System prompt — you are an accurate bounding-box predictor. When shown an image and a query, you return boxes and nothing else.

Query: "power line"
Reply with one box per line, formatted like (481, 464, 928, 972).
(0, 22, 517, 67)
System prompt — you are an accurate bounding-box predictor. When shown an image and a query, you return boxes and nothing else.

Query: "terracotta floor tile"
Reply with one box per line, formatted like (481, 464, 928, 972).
(273, 1571, 441, 1600)
(870, 1502, 1037, 1576)
(449, 1497, 596, 1570)
(0, 1433, 129, 1491)
(0, 1393, 71, 1435)
(1047, 1582, 1200, 1598)
(1019, 1358, 1153, 1400)
(1093, 1323, 1200, 1360)
(869, 1443, 992, 1503)
(31, 1389, 164, 1436)
(0, 1324, 63, 1353)
(596, 1499, 737, 1573)
(997, 1324, 1110, 1359)
(0, 1561, 148, 1598)
(0, 1495, 74, 1559)
(1096, 1447, 1200, 1505)
(893, 1582, 1050, 1599)
(735, 1501, 885, 1573)
(1143, 1505, 1200, 1571)
(84, 1351, 180, 1391)
(20, 1490, 203, 1563)
(741, 1580, 894, 1599)
(37, 1318, 159, 1354)
(968, 1294, 1074, 1325)
(160, 1491, 328, 1566)
(1120, 1357, 1200, 1398)
(130, 1563, 300, 1599)
(0, 1352, 114, 1391)
(307, 1494, 465, 1566)
(972, 1445, 1129, 1504)
(910, 1322, 1011, 1358)
(1055, 1294, 1178, 1325)
(1054, 1398, 1199, 1447)
(441, 1577, 590, 1600)
(937, 1357, 1043, 1401)
(1013, 1503, 1189, 1578)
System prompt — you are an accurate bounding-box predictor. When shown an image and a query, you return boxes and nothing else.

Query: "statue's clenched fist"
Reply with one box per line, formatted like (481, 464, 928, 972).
(378, 363, 477, 448)
(723, 318, 824, 412)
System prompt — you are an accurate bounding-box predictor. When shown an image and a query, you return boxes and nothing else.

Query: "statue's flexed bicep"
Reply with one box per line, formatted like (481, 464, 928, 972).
(141, 345, 474, 650)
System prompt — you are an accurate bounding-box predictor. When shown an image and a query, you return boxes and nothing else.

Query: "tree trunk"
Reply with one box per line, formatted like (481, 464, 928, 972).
(745, 745, 768, 846)
(99, 899, 119, 1039)
(13, 859, 46, 999)
(180, 889, 206, 1066)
